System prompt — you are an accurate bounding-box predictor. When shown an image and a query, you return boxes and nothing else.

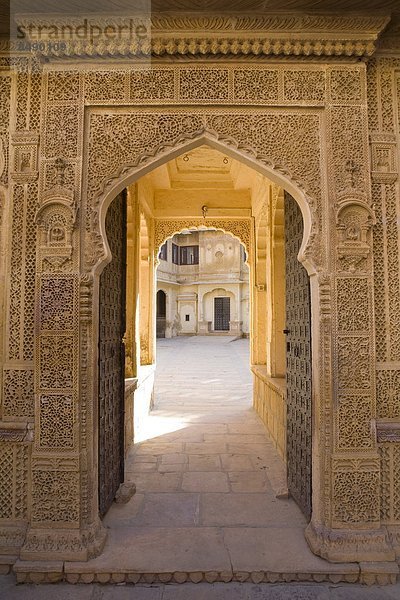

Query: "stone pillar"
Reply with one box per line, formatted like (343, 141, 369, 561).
(306, 66, 394, 563)
(125, 185, 139, 378)
(139, 213, 152, 365)
(21, 183, 106, 561)
(148, 220, 156, 364)
(0, 65, 40, 560)
(271, 238, 285, 377)
(252, 219, 267, 365)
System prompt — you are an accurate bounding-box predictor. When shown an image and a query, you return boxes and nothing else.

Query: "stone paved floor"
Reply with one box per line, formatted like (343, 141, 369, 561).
(80, 336, 351, 577)
(2, 337, 400, 596)
(100, 336, 321, 574)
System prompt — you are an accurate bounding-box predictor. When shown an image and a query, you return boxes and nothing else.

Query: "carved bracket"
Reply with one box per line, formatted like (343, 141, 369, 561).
(370, 133, 398, 184)
(336, 198, 375, 274)
(36, 182, 77, 272)
(11, 132, 39, 183)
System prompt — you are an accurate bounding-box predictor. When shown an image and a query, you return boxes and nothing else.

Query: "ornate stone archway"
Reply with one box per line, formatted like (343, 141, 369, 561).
(1, 27, 396, 572)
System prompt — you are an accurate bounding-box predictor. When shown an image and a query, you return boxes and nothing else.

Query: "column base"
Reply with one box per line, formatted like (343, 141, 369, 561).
(0, 524, 27, 557)
(20, 520, 106, 562)
(229, 321, 242, 336)
(198, 320, 211, 334)
(305, 521, 396, 563)
(387, 525, 400, 561)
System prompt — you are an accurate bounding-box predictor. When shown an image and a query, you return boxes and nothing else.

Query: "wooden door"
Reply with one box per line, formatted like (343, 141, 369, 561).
(98, 191, 127, 517)
(284, 191, 312, 520)
(214, 297, 230, 331)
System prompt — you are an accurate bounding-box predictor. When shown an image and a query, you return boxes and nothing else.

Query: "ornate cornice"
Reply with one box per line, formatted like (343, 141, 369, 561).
(11, 13, 390, 59)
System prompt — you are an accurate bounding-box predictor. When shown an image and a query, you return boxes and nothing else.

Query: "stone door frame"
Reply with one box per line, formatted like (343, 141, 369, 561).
(20, 59, 393, 564)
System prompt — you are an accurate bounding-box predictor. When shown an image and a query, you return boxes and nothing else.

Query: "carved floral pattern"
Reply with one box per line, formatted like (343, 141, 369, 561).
(379, 443, 400, 523)
(130, 69, 175, 101)
(233, 69, 278, 102)
(329, 68, 362, 104)
(336, 278, 370, 332)
(330, 107, 367, 195)
(2, 369, 34, 417)
(85, 72, 126, 102)
(179, 68, 229, 100)
(39, 335, 74, 389)
(39, 277, 76, 331)
(0, 444, 29, 520)
(283, 70, 325, 103)
(337, 336, 370, 389)
(376, 369, 400, 420)
(332, 470, 380, 525)
(32, 470, 79, 523)
(44, 106, 79, 159)
(0, 74, 11, 185)
(47, 71, 80, 101)
(337, 393, 373, 450)
(39, 395, 75, 449)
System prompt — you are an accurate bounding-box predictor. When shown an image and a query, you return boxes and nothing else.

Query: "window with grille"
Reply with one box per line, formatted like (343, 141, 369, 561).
(179, 245, 199, 265)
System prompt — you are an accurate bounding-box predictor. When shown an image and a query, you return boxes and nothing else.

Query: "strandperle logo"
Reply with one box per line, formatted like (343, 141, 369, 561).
(15, 17, 149, 45)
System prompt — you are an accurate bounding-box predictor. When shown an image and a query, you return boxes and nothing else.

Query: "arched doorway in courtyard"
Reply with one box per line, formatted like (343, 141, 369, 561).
(156, 290, 167, 338)
(97, 143, 314, 554)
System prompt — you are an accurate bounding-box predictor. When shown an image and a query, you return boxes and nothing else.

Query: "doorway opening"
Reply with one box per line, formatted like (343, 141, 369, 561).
(156, 290, 167, 338)
(214, 297, 230, 331)
(97, 143, 313, 568)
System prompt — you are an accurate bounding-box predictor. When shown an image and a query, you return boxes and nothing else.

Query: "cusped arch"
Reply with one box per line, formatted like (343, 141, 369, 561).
(91, 132, 316, 275)
(201, 287, 237, 323)
(154, 221, 251, 263)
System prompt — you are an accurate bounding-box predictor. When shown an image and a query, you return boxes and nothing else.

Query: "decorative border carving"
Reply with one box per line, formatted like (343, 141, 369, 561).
(14, 14, 389, 59)
(84, 108, 321, 270)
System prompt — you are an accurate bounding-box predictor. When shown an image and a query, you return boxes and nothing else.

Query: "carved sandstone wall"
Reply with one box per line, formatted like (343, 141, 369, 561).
(367, 56, 400, 553)
(0, 11, 398, 569)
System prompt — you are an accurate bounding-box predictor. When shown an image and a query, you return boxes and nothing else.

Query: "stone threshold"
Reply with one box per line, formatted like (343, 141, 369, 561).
(11, 559, 399, 586)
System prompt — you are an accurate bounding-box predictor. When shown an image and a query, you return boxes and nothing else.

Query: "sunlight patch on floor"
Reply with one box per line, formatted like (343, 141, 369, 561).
(134, 414, 188, 443)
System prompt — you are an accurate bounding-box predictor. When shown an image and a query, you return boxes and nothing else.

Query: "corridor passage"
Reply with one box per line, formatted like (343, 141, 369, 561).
(121, 336, 306, 556)
(71, 337, 358, 581)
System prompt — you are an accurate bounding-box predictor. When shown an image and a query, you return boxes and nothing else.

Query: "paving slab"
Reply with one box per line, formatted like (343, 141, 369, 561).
(228, 471, 270, 493)
(188, 454, 222, 471)
(204, 433, 270, 445)
(220, 453, 255, 471)
(65, 527, 232, 573)
(130, 493, 199, 527)
(185, 442, 228, 454)
(103, 494, 145, 527)
(158, 463, 187, 473)
(135, 443, 184, 455)
(182, 472, 230, 492)
(161, 453, 188, 464)
(200, 493, 305, 527)
(222, 527, 357, 575)
(124, 473, 182, 493)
